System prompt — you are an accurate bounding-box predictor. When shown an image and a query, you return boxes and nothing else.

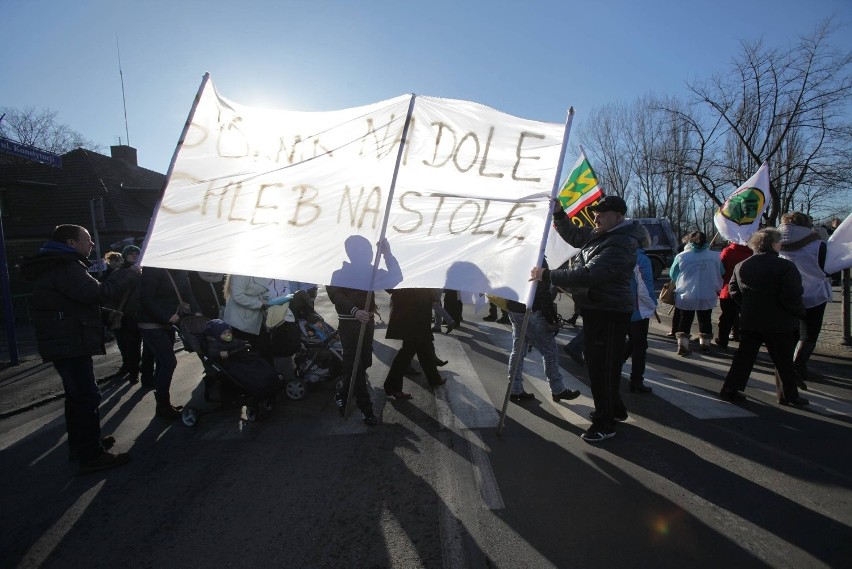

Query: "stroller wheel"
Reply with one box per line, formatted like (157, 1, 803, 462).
(181, 407, 198, 427)
(245, 406, 258, 422)
(286, 380, 306, 400)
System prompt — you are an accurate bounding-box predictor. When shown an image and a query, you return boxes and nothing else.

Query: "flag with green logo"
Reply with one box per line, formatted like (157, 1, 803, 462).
(713, 162, 769, 245)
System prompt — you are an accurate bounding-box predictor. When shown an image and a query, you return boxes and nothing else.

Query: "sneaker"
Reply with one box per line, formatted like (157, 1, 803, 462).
(333, 392, 345, 417)
(509, 391, 535, 403)
(581, 428, 616, 442)
(69, 436, 116, 461)
(79, 451, 131, 475)
(589, 410, 628, 422)
(552, 389, 581, 402)
(361, 411, 378, 426)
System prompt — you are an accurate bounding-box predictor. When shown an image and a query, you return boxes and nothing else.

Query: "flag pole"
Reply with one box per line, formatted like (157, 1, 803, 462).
(138, 72, 211, 264)
(497, 106, 575, 436)
(343, 94, 417, 419)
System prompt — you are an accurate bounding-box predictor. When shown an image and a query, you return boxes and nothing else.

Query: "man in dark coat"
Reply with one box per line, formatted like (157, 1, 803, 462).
(19, 224, 136, 474)
(383, 288, 446, 399)
(531, 196, 645, 442)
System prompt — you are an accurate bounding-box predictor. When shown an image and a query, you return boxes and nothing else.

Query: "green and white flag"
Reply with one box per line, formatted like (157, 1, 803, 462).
(713, 162, 769, 245)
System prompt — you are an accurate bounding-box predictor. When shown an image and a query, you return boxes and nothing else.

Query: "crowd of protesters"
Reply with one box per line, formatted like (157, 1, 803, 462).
(18, 207, 840, 471)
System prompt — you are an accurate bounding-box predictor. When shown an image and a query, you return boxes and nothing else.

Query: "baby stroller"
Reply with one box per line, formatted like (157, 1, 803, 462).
(175, 315, 283, 427)
(271, 290, 343, 400)
(288, 317, 344, 399)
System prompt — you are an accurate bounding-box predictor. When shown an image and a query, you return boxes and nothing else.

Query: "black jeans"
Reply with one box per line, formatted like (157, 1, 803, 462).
(54, 356, 103, 461)
(583, 309, 631, 431)
(722, 329, 800, 400)
(624, 318, 650, 383)
(717, 297, 740, 345)
(336, 319, 374, 414)
(140, 327, 177, 403)
(678, 308, 713, 336)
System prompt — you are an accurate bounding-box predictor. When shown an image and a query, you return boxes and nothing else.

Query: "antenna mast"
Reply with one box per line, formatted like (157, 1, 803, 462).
(116, 34, 130, 146)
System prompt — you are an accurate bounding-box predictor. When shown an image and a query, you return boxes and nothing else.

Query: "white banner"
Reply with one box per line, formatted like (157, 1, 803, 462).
(825, 212, 852, 274)
(142, 75, 567, 301)
(713, 163, 770, 245)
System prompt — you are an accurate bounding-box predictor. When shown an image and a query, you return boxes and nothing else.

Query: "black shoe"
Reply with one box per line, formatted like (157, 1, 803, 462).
(713, 338, 728, 350)
(589, 410, 628, 422)
(628, 382, 652, 394)
(155, 404, 182, 420)
(552, 389, 581, 402)
(483, 314, 498, 322)
(79, 451, 131, 475)
(719, 389, 747, 403)
(509, 391, 535, 403)
(361, 411, 378, 426)
(779, 396, 809, 407)
(497, 314, 510, 324)
(434, 358, 448, 367)
(444, 322, 455, 334)
(431, 325, 442, 332)
(430, 375, 447, 387)
(563, 345, 585, 365)
(581, 428, 616, 442)
(334, 393, 345, 417)
(69, 436, 116, 461)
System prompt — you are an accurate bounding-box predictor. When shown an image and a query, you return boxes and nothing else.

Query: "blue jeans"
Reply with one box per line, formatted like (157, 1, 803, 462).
(508, 310, 567, 395)
(54, 356, 103, 461)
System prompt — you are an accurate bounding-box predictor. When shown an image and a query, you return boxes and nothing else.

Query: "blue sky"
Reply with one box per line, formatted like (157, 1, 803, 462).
(2, 0, 850, 173)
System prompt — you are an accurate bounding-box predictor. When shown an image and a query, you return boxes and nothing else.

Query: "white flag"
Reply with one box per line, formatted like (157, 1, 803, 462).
(713, 163, 769, 245)
(141, 75, 567, 302)
(825, 212, 852, 274)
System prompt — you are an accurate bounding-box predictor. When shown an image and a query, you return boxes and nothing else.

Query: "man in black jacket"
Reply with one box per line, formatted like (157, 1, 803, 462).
(19, 224, 136, 474)
(531, 196, 645, 442)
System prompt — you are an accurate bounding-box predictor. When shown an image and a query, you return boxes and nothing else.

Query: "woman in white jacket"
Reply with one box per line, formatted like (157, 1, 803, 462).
(778, 212, 833, 389)
(222, 274, 273, 357)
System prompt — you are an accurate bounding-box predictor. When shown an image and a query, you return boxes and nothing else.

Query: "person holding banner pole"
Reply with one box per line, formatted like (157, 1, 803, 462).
(533, 195, 645, 442)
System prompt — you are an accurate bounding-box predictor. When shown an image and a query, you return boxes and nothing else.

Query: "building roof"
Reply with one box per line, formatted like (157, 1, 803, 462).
(0, 147, 165, 239)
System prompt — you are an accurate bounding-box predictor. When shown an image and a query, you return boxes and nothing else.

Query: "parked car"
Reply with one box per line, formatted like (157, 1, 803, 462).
(633, 218, 679, 279)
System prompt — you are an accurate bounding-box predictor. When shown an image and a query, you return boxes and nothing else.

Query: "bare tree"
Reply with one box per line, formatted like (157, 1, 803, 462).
(0, 106, 101, 155)
(684, 20, 852, 224)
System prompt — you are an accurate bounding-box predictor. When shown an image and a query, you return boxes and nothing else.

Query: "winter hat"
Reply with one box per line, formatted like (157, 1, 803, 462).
(205, 319, 231, 338)
(122, 245, 141, 258)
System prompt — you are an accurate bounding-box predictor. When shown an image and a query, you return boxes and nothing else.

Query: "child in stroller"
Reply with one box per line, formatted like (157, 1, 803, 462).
(280, 290, 344, 400)
(177, 316, 282, 426)
(204, 319, 281, 401)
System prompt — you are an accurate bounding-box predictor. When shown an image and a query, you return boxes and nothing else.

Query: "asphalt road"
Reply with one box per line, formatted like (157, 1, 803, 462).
(1, 290, 850, 568)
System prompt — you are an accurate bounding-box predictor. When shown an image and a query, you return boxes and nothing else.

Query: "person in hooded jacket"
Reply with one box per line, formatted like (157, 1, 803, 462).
(532, 195, 645, 442)
(19, 224, 136, 474)
(669, 231, 724, 355)
(778, 212, 833, 389)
